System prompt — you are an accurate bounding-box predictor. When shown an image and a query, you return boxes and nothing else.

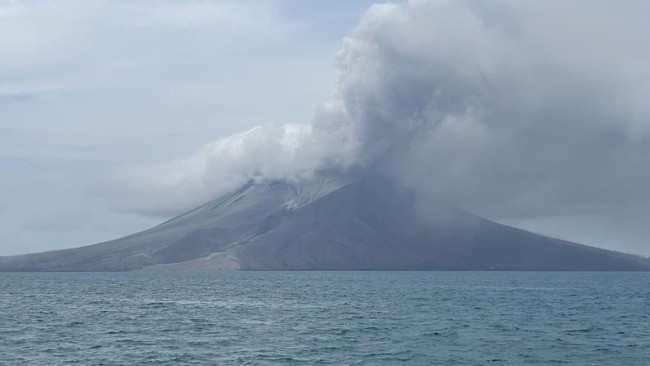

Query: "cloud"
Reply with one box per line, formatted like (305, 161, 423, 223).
(0, 0, 313, 162)
(0, 0, 293, 106)
(108, 123, 328, 215)
(22, 211, 92, 232)
(377, 0, 650, 218)
(110, 0, 650, 225)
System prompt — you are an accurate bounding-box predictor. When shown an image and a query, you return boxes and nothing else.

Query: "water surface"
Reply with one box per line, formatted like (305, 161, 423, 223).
(1, 272, 648, 365)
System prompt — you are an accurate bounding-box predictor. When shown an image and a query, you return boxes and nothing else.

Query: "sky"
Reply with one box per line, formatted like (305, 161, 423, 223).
(2, 0, 650, 257)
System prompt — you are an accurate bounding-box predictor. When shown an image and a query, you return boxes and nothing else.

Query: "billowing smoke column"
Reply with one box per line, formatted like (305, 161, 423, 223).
(114, 0, 650, 218)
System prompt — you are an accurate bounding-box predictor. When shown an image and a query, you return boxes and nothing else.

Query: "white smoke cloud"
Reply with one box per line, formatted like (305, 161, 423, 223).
(111, 123, 326, 215)
(112, 0, 650, 230)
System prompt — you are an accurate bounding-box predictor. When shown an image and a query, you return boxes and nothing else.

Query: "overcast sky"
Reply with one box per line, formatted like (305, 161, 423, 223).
(2, 0, 650, 257)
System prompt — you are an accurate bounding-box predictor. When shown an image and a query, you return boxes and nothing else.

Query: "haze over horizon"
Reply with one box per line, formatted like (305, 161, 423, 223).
(2, 0, 650, 257)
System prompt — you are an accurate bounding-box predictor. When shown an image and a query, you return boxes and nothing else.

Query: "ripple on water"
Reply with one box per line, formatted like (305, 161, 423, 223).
(0, 271, 649, 365)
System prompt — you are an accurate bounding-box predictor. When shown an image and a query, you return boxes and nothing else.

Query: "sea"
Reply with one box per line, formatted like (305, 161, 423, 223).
(0, 271, 648, 365)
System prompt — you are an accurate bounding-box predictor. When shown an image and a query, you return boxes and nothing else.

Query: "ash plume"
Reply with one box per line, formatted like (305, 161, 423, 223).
(112, 0, 650, 227)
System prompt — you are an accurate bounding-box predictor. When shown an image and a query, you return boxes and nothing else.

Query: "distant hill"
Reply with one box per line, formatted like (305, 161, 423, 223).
(1, 172, 649, 271)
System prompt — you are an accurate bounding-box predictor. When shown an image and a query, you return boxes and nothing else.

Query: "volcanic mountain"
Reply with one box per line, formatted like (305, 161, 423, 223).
(1, 172, 649, 271)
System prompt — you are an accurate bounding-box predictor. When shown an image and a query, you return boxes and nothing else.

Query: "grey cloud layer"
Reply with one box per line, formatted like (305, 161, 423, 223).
(114, 0, 650, 219)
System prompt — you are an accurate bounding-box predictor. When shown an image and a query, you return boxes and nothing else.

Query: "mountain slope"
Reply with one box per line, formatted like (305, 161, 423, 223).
(235, 175, 650, 270)
(1, 173, 649, 271)
(0, 174, 353, 271)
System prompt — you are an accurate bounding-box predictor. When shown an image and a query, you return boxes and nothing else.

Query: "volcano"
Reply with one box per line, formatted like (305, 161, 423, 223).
(1, 172, 649, 271)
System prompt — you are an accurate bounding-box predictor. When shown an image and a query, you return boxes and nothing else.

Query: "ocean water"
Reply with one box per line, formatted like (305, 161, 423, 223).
(0, 272, 648, 365)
